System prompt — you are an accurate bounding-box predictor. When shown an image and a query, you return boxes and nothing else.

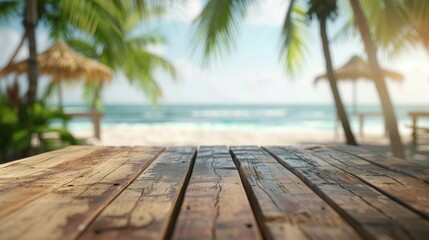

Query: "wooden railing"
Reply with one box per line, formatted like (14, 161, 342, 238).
(408, 112, 429, 146)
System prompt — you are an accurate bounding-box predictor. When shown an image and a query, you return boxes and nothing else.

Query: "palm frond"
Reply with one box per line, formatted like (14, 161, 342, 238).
(358, 0, 410, 55)
(122, 51, 166, 106)
(279, 0, 309, 76)
(66, 39, 98, 59)
(60, 0, 121, 35)
(127, 33, 165, 49)
(408, 0, 429, 50)
(332, 0, 357, 42)
(0, 0, 22, 25)
(191, 0, 256, 66)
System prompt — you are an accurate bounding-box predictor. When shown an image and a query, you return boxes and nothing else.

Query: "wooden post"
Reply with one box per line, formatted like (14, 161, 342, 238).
(92, 85, 101, 140)
(92, 112, 101, 140)
(352, 80, 357, 114)
(412, 115, 417, 147)
(334, 113, 339, 139)
(359, 114, 364, 136)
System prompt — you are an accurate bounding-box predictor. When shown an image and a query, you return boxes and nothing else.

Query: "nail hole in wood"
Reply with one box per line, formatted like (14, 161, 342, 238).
(113, 183, 120, 186)
(186, 206, 191, 210)
(94, 229, 102, 235)
(245, 223, 252, 228)
(67, 184, 74, 187)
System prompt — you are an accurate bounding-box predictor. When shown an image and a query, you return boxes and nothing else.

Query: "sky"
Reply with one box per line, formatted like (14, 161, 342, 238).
(0, 0, 428, 106)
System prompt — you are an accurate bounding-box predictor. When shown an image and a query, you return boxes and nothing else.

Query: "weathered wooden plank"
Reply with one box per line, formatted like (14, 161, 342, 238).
(231, 146, 361, 240)
(331, 145, 429, 183)
(0, 146, 99, 177)
(0, 146, 86, 168)
(172, 146, 262, 240)
(0, 146, 111, 217)
(306, 146, 429, 219)
(0, 146, 163, 240)
(79, 147, 196, 240)
(265, 146, 429, 240)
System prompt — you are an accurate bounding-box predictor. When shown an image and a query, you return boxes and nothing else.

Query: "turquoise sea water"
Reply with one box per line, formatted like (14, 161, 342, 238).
(63, 104, 429, 134)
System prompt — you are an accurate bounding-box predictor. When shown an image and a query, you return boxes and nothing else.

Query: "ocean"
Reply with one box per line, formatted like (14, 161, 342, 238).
(63, 104, 429, 134)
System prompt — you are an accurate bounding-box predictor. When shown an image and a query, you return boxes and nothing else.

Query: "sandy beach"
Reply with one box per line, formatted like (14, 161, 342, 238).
(75, 125, 344, 146)
(73, 125, 429, 166)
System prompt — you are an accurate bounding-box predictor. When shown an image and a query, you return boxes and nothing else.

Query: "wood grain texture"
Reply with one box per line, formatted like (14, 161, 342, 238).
(0, 146, 104, 217)
(331, 145, 429, 183)
(79, 147, 196, 240)
(0, 146, 99, 179)
(231, 146, 361, 240)
(0, 146, 91, 167)
(0, 146, 163, 240)
(306, 146, 429, 219)
(265, 146, 429, 240)
(172, 146, 261, 240)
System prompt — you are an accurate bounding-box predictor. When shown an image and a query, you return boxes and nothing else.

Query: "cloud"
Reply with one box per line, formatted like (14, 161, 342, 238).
(0, 27, 52, 68)
(164, 0, 203, 23)
(237, 72, 285, 86)
(246, 0, 289, 26)
(0, 28, 23, 67)
(146, 44, 167, 55)
(174, 59, 207, 83)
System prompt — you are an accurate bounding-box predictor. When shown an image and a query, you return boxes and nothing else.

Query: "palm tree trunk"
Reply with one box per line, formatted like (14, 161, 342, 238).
(349, 0, 405, 159)
(25, 0, 39, 105)
(320, 19, 357, 145)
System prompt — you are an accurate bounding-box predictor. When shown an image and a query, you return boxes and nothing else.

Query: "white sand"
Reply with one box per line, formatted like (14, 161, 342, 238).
(75, 125, 344, 146)
(73, 124, 429, 165)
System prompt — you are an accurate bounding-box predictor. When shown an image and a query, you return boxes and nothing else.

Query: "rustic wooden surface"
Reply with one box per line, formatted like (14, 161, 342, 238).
(1, 145, 428, 240)
(231, 146, 360, 240)
(172, 146, 260, 240)
(80, 147, 196, 240)
(265, 146, 429, 240)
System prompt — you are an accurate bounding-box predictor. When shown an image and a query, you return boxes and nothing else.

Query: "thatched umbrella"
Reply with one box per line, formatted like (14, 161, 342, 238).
(0, 40, 112, 108)
(314, 55, 404, 112)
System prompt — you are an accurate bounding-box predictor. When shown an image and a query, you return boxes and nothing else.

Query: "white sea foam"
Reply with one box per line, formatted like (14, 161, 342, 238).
(61, 104, 428, 136)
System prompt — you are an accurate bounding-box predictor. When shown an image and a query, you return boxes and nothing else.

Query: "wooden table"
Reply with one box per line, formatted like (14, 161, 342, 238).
(409, 112, 429, 146)
(1, 145, 428, 240)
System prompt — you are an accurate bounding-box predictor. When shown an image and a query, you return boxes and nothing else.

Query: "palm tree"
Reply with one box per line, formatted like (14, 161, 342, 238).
(0, 0, 173, 106)
(307, 0, 356, 145)
(348, 0, 405, 158)
(192, 0, 357, 145)
(1, 0, 120, 104)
